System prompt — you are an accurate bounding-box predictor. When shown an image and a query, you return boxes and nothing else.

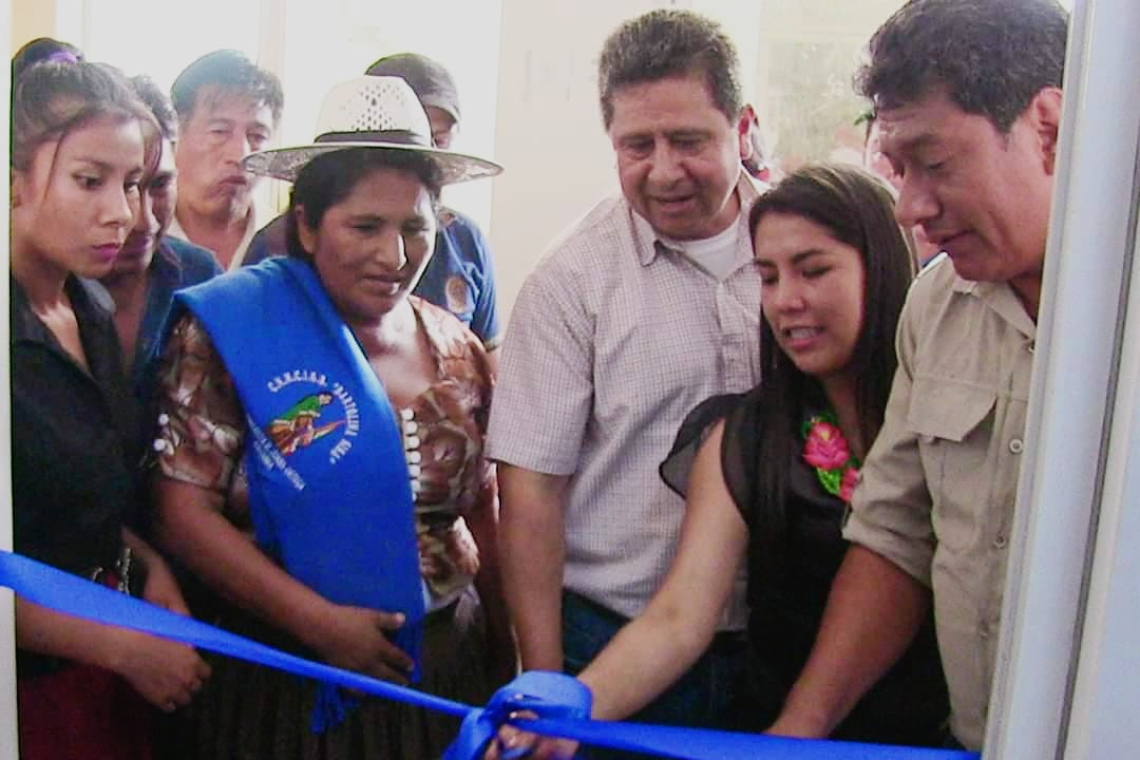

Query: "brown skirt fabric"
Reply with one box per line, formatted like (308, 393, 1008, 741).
(166, 588, 492, 760)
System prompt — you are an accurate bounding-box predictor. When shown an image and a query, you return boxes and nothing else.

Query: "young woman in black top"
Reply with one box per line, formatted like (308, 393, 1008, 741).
(10, 58, 210, 760)
(493, 164, 948, 759)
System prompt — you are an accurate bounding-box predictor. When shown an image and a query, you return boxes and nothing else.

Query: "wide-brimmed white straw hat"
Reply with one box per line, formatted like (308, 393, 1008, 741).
(243, 76, 502, 185)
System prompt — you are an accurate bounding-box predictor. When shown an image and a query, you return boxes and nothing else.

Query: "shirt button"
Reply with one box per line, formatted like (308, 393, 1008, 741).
(407, 451, 422, 464)
(400, 408, 414, 421)
(994, 534, 1008, 549)
(158, 413, 170, 426)
(1028, 342, 1036, 355)
(405, 435, 421, 450)
(404, 421, 419, 435)
(979, 624, 990, 640)
(1009, 438, 1024, 454)
(408, 464, 422, 477)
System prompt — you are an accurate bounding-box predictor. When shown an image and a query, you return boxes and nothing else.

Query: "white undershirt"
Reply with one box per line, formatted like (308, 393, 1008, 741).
(663, 222, 742, 281)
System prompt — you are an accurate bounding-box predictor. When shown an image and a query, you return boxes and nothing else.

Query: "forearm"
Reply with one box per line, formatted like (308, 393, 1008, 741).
(475, 565, 513, 645)
(580, 598, 715, 720)
(152, 479, 333, 650)
(474, 552, 519, 687)
(772, 544, 930, 737)
(497, 465, 568, 671)
(466, 492, 515, 651)
(582, 428, 744, 720)
(500, 521, 564, 671)
(121, 526, 165, 574)
(19, 592, 213, 711)
(16, 597, 132, 673)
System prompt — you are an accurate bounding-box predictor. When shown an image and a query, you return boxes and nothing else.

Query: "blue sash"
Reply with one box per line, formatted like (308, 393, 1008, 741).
(174, 257, 425, 731)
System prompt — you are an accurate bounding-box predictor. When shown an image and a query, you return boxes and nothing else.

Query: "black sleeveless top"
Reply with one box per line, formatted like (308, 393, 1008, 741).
(661, 387, 949, 747)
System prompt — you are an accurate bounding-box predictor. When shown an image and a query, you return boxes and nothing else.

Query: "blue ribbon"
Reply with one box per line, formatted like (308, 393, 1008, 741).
(0, 551, 978, 760)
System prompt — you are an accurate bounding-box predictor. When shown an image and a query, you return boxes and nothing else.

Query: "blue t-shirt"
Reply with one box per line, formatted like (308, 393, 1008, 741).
(90, 236, 222, 461)
(244, 208, 501, 349)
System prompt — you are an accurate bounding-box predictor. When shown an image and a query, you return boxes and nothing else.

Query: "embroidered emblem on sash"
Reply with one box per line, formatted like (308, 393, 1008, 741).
(247, 369, 362, 490)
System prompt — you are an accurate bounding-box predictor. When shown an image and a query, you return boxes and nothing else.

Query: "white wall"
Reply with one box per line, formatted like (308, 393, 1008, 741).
(18, 0, 913, 321)
(49, 0, 504, 236)
(270, 0, 504, 229)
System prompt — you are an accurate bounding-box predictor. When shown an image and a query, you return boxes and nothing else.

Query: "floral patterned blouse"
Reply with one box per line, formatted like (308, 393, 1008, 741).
(153, 296, 496, 606)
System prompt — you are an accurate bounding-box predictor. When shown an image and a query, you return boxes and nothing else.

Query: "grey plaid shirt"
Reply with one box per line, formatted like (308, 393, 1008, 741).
(487, 178, 763, 625)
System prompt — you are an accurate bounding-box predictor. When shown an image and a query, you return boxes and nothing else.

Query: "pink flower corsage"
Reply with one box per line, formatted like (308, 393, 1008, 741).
(801, 412, 862, 504)
(839, 466, 861, 503)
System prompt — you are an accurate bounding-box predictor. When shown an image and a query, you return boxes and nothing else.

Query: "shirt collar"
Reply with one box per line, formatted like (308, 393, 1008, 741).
(950, 266, 1037, 339)
(629, 174, 764, 267)
(10, 275, 111, 345)
(168, 209, 257, 271)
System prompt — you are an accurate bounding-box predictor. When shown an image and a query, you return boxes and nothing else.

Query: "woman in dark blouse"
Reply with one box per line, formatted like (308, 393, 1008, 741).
(493, 164, 948, 759)
(9, 58, 209, 760)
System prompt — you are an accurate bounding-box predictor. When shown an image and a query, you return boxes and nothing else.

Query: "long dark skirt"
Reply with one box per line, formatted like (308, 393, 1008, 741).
(167, 587, 491, 760)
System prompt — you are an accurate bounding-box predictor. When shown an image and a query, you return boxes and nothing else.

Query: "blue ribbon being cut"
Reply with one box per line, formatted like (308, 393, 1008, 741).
(0, 550, 979, 760)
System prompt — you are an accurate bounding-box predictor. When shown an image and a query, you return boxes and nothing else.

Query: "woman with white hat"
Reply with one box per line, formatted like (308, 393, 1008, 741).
(149, 76, 512, 760)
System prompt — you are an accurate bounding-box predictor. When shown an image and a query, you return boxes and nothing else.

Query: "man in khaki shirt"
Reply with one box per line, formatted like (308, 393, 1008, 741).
(768, 0, 1069, 751)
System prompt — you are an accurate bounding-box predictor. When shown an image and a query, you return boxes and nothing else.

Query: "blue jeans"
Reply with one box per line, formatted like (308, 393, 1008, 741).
(561, 591, 745, 759)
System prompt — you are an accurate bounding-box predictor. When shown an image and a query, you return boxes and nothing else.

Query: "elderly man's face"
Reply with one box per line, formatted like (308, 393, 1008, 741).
(877, 88, 1060, 303)
(608, 73, 747, 241)
(174, 87, 275, 224)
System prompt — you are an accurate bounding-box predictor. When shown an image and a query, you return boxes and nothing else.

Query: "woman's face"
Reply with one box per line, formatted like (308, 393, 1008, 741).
(298, 165, 437, 324)
(11, 114, 146, 279)
(755, 212, 866, 382)
(108, 136, 178, 278)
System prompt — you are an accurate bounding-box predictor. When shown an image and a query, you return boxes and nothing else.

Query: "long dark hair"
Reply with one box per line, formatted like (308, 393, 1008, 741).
(743, 163, 914, 593)
(11, 37, 83, 81)
(10, 60, 160, 192)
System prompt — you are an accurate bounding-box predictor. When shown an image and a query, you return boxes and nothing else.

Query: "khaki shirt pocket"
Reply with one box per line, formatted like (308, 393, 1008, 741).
(908, 377, 997, 554)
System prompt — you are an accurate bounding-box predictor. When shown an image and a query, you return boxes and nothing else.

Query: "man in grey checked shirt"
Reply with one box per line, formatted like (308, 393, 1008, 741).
(486, 9, 766, 734)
